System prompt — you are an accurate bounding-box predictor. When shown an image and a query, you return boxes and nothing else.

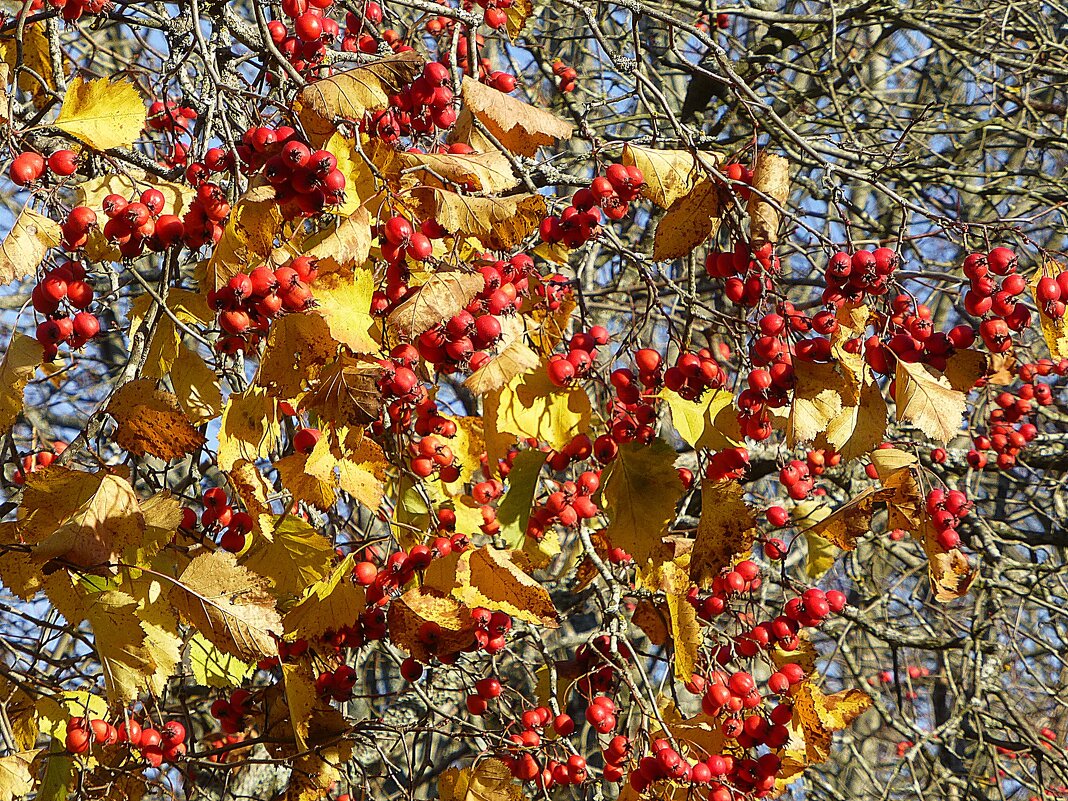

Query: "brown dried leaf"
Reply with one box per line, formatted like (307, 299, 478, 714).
(943, 348, 990, 393)
(399, 150, 518, 193)
(438, 758, 526, 801)
(0, 206, 62, 285)
(107, 379, 206, 460)
(928, 546, 977, 602)
(387, 271, 485, 339)
(895, 359, 967, 444)
(746, 152, 790, 246)
(689, 480, 757, 587)
(804, 487, 897, 551)
(459, 77, 572, 156)
(169, 551, 281, 660)
(387, 586, 476, 662)
(631, 600, 669, 645)
(453, 546, 558, 627)
(652, 179, 722, 261)
(296, 52, 425, 141)
(413, 188, 546, 251)
(622, 144, 710, 208)
(303, 354, 383, 427)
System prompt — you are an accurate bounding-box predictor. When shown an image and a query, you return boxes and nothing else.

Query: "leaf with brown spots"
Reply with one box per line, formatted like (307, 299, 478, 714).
(689, 480, 756, 587)
(107, 380, 206, 460)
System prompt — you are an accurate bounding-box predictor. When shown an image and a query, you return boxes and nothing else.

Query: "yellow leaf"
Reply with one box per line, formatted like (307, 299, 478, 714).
(302, 202, 372, 271)
(661, 560, 700, 680)
(497, 449, 548, 548)
(660, 388, 740, 450)
(400, 149, 519, 193)
(453, 546, 558, 627)
(54, 77, 145, 151)
(0, 679, 38, 751)
(129, 490, 183, 563)
(187, 631, 254, 688)
(76, 171, 197, 217)
(283, 555, 366, 638)
(792, 500, 838, 579)
(296, 52, 425, 141)
(0, 206, 62, 285)
(303, 431, 388, 512)
(199, 193, 281, 295)
(791, 681, 872, 764)
(652, 179, 722, 261)
(321, 135, 390, 219)
(801, 487, 897, 551)
(128, 288, 214, 379)
(217, 387, 281, 472)
(747, 151, 790, 246)
(257, 313, 337, 400)
(456, 77, 573, 157)
(873, 451, 927, 533)
(281, 662, 319, 750)
(439, 758, 525, 801)
(483, 363, 591, 475)
(788, 360, 851, 446)
(0, 750, 37, 801)
(169, 551, 282, 661)
(388, 586, 477, 662)
(895, 359, 967, 444)
(171, 342, 223, 424)
(275, 451, 337, 510)
(387, 270, 484, 340)
(526, 293, 576, 357)
(1031, 261, 1068, 360)
(414, 188, 546, 251)
(622, 144, 710, 208)
(822, 375, 887, 461)
(0, 333, 41, 433)
(107, 379, 206, 460)
(943, 348, 989, 393)
(465, 337, 541, 395)
(599, 439, 683, 567)
(689, 480, 756, 586)
(241, 514, 335, 604)
(313, 268, 380, 353)
(0, 24, 54, 107)
(504, 0, 533, 39)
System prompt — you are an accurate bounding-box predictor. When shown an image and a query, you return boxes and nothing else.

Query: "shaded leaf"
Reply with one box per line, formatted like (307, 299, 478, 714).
(217, 387, 281, 472)
(652, 179, 721, 261)
(241, 514, 335, 604)
(0, 333, 41, 434)
(465, 337, 540, 395)
(171, 342, 223, 424)
(802, 487, 897, 551)
(303, 354, 382, 427)
(497, 449, 548, 548)
(283, 555, 366, 638)
(387, 271, 484, 340)
(788, 360, 850, 446)
(257, 313, 336, 400)
(0, 206, 62, 285)
(689, 480, 756, 586)
(622, 144, 707, 208)
(414, 188, 546, 251)
(388, 586, 476, 662)
(453, 547, 558, 627)
(746, 152, 790, 246)
(660, 388, 740, 450)
(107, 379, 206, 460)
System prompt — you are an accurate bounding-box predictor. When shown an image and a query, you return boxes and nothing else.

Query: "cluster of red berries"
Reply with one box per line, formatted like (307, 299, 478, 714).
(92, 187, 191, 258)
(500, 705, 584, 784)
(31, 261, 100, 358)
(365, 61, 459, 142)
(461, 675, 502, 715)
(12, 441, 66, 485)
(9, 148, 79, 186)
(704, 446, 752, 483)
(1035, 270, 1068, 319)
(864, 294, 975, 375)
(706, 242, 776, 308)
(779, 459, 818, 500)
(203, 731, 247, 763)
(924, 488, 972, 550)
(467, 0, 514, 31)
(690, 559, 762, 621)
(209, 256, 319, 353)
(821, 247, 898, 305)
(65, 716, 186, 767)
(192, 487, 255, 553)
(265, 0, 341, 75)
(539, 164, 645, 247)
(526, 470, 600, 538)
(546, 327, 610, 387)
(961, 247, 1030, 353)
(315, 665, 358, 701)
(210, 690, 253, 734)
(552, 60, 578, 92)
(28, 0, 107, 21)
(147, 100, 198, 168)
(648, 347, 728, 401)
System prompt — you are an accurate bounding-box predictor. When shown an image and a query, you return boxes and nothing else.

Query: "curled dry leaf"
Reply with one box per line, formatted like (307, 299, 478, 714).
(599, 439, 684, 568)
(387, 586, 477, 662)
(413, 188, 546, 251)
(0, 206, 63, 285)
(652, 179, 722, 261)
(453, 546, 558, 627)
(689, 480, 757, 587)
(803, 487, 898, 551)
(943, 348, 990, 393)
(296, 52, 425, 140)
(169, 550, 282, 661)
(106, 379, 206, 461)
(53, 76, 146, 151)
(746, 152, 791, 246)
(457, 77, 573, 156)
(303, 353, 383, 428)
(0, 333, 42, 434)
(895, 359, 967, 444)
(438, 758, 525, 801)
(387, 271, 485, 340)
(928, 546, 978, 602)
(399, 150, 518, 193)
(792, 680, 873, 764)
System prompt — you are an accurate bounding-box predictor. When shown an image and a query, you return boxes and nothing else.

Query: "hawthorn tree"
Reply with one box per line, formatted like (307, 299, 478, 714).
(0, 0, 1067, 800)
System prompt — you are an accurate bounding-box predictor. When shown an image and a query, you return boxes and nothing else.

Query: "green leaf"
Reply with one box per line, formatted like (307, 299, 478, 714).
(188, 632, 254, 688)
(660, 388, 741, 451)
(497, 449, 549, 549)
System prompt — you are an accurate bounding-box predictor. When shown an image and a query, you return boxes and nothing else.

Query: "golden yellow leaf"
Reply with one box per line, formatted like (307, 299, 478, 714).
(302, 353, 382, 428)
(388, 586, 477, 662)
(312, 268, 380, 353)
(791, 499, 838, 579)
(791, 681, 872, 764)
(227, 460, 276, 540)
(199, 193, 281, 295)
(465, 338, 541, 396)
(661, 559, 700, 680)
(504, 0, 533, 39)
(107, 379, 205, 460)
(256, 313, 337, 401)
(599, 439, 684, 567)
(660, 388, 741, 450)
(457, 77, 573, 157)
(387, 270, 484, 340)
(217, 387, 281, 472)
(240, 514, 335, 604)
(0, 750, 37, 801)
(788, 360, 851, 446)
(283, 555, 366, 638)
(652, 179, 722, 261)
(802, 487, 897, 551)
(128, 288, 215, 379)
(895, 359, 967, 444)
(414, 188, 546, 251)
(321, 135, 391, 219)
(297, 52, 425, 141)
(303, 431, 388, 512)
(0, 206, 62, 285)
(526, 293, 576, 357)
(188, 631, 254, 689)
(0, 24, 54, 107)
(622, 144, 710, 208)
(747, 152, 790, 246)
(169, 550, 281, 660)
(496, 449, 548, 548)
(0, 333, 41, 434)
(1031, 260, 1068, 359)
(453, 546, 558, 627)
(822, 375, 887, 461)
(281, 662, 319, 750)
(302, 203, 372, 272)
(275, 451, 337, 510)
(689, 480, 756, 586)
(128, 490, 183, 563)
(0, 679, 38, 751)
(483, 363, 591, 475)
(54, 77, 145, 150)
(171, 342, 223, 424)
(654, 700, 727, 761)
(400, 149, 518, 192)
